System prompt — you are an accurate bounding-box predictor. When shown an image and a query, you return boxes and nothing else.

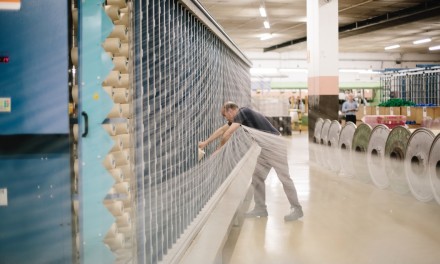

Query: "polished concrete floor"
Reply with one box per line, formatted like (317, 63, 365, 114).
(224, 132, 440, 264)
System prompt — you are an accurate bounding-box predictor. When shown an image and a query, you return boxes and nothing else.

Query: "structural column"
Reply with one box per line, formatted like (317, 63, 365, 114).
(307, 0, 339, 141)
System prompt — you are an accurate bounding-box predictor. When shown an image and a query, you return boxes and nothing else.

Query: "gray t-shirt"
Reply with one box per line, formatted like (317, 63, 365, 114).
(231, 107, 280, 135)
(342, 100, 358, 116)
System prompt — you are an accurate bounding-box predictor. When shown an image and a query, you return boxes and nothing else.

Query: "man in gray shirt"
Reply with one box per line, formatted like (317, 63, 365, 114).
(342, 93, 358, 124)
(199, 102, 303, 221)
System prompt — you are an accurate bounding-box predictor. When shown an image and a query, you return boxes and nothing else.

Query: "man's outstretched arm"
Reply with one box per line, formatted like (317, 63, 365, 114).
(199, 124, 230, 149)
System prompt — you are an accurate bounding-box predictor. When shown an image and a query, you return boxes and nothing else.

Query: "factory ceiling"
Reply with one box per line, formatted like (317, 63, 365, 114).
(197, 0, 440, 55)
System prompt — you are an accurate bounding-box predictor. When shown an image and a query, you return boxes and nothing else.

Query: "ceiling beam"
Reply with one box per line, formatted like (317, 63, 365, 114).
(264, 0, 440, 52)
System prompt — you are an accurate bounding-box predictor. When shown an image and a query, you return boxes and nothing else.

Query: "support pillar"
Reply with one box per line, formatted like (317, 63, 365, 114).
(307, 0, 339, 141)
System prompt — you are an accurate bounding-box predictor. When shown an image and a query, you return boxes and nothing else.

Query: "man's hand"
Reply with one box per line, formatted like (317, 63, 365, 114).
(199, 141, 208, 149)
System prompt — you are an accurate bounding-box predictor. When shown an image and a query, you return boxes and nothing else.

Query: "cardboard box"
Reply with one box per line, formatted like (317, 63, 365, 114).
(434, 107, 440, 119)
(401, 106, 417, 123)
(415, 107, 436, 124)
(356, 105, 371, 121)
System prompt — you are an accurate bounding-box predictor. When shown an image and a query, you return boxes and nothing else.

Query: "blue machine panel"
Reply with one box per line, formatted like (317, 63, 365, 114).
(0, 0, 69, 135)
(0, 154, 73, 264)
(0, 0, 73, 263)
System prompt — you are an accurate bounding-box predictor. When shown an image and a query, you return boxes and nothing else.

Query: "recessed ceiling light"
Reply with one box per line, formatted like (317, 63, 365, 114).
(259, 7, 267, 17)
(263, 21, 270, 29)
(429, 45, 440, 51)
(413, 38, 431, 45)
(260, 34, 273, 41)
(384, 44, 400, 50)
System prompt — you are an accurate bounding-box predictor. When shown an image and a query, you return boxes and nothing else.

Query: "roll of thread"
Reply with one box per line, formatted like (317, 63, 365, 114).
(104, 200, 124, 216)
(72, 84, 78, 104)
(75, 235, 80, 251)
(74, 158, 79, 176)
(120, 104, 131, 118)
(104, 233, 125, 251)
(118, 224, 132, 237)
(118, 43, 129, 57)
(73, 200, 79, 215)
(103, 123, 117, 136)
(114, 182, 130, 195)
(104, 5, 120, 21)
(115, 12, 128, 26)
(103, 153, 116, 170)
(108, 104, 122, 118)
(119, 73, 130, 88)
(107, 0, 127, 8)
(71, 46, 78, 66)
(118, 134, 131, 149)
(109, 25, 127, 41)
(103, 38, 121, 54)
(119, 164, 133, 181)
(113, 88, 129, 103)
(113, 150, 129, 167)
(116, 212, 131, 227)
(113, 56, 128, 73)
(72, 8, 78, 27)
(73, 124, 79, 141)
(109, 168, 124, 183)
(103, 70, 121, 87)
(110, 135, 123, 152)
(115, 122, 129, 135)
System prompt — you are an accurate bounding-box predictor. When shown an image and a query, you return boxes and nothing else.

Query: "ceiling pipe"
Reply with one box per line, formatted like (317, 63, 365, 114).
(264, 0, 440, 52)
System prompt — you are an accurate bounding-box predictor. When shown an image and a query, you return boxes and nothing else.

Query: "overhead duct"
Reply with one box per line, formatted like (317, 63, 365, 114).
(264, 0, 440, 52)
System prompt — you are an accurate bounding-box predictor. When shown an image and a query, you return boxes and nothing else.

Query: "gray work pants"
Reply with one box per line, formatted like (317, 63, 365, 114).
(251, 146, 301, 210)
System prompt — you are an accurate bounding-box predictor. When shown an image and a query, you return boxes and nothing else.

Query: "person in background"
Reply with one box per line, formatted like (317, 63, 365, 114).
(199, 102, 303, 221)
(342, 93, 358, 124)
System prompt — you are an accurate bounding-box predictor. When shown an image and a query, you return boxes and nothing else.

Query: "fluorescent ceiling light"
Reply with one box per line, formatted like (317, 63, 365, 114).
(263, 21, 270, 29)
(384, 44, 400, 50)
(429, 45, 440, 51)
(413, 38, 431, 45)
(260, 34, 272, 41)
(259, 6, 267, 17)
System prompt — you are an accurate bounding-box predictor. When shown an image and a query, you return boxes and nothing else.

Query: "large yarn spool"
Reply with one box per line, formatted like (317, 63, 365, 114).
(385, 126, 412, 195)
(338, 122, 357, 177)
(327, 120, 342, 172)
(351, 123, 372, 183)
(312, 118, 324, 165)
(428, 133, 440, 205)
(405, 128, 437, 202)
(319, 119, 332, 169)
(367, 125, 390, 189)
(314, 118, 324, 144)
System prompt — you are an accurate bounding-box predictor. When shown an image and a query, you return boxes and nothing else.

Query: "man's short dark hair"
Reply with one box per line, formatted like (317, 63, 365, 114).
(223, 101, 239, 111)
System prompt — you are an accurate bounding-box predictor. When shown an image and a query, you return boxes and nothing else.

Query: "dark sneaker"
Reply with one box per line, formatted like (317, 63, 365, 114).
(245, 208, 268, 218)
(284, 207, 303, 221)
